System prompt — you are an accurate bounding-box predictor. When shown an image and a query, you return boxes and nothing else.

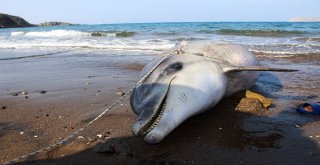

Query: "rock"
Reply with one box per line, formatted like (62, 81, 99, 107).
(21, 91, 28, 95)
(0, 13, 34, 28)
(93, 139, 134, 156)
(116, 91, 124, 96)
(1, 106, 7, 109)
(11, 92, 19, 96)
(39, 90, 47, 94)
(38, 22, 77, 27)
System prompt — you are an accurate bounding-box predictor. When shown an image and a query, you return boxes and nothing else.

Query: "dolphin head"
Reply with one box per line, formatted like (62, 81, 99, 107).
(130, 54, 227, 144)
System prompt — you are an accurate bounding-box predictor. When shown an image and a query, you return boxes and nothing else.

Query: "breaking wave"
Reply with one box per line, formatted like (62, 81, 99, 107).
(200, 29, 306, 37)
(292, 37, 320, 42)
(10, 30, 135, 38)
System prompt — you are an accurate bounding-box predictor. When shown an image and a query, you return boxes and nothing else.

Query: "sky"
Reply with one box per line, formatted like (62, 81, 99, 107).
(1, 0, 319, 24)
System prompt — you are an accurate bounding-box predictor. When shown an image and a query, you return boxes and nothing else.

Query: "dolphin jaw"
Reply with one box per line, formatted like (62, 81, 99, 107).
(137, 92, 168, 136)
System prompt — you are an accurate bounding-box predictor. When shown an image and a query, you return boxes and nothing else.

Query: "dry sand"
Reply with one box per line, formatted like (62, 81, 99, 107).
(0, 52, 319, 165)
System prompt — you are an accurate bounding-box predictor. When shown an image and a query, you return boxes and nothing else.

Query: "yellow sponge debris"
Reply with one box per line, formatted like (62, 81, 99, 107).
(245, 90, 272, 108)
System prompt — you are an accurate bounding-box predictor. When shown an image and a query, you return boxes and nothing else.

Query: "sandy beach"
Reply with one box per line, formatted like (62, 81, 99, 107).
(0, 48, 319, 165)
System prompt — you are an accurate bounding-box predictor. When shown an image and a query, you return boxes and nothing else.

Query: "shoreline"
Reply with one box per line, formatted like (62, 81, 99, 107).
(1, 51, 320, 164)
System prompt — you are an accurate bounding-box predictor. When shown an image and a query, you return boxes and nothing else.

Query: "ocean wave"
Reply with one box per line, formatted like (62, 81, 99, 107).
(0, 38, 175, 52)
(249, 49, 320, 56)
(153, 32, 178, 35)
(292, 37, 320, 42)
(10, 30, 135, 38)
(91, 31, 135, 37)
(200, 29, 306, 37)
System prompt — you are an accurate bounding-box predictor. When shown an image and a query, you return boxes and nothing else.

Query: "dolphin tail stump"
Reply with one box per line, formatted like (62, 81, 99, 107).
(130, 41, 298, 144)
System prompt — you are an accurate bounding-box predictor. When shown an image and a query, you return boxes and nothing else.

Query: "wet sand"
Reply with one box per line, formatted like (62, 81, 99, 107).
(0, 50, 319, 165)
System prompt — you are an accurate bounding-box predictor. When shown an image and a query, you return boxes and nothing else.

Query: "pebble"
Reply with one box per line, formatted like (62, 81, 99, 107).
(93, 139, 133, 156)
(1, 106, 7, 109)
(25, 96, 29, 99)
(21, 91, 28, 95)
(77, 136, 84, 139)
(58, 116, 62, 119)
(97, 134, 103, 138)
(11, 93, 19, 96)
(34, 135, 38, 138)
(20, 132, 24, 135)
(116, 91, 124, 96)
(39, 90, 47, 94)
(219, 128, 223, 130)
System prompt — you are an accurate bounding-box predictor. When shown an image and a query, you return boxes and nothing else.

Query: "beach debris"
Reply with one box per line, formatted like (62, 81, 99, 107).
(20, 132, 24, 135)
(235, 98, 264, 112)
(295, 123, 301, 128)
(245, 90, 271, 108)
(34, 135, 38, 138)
(116, 91, 124, 96)
(97, 134, 103, 139)
(77, 136, 84, 139)
(87, 137, 97, 144)
(1, 106, 7, 109)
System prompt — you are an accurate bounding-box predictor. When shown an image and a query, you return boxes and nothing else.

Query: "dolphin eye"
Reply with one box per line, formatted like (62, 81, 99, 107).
(168, 62, 183, 71)
(161, 62, 183, 78)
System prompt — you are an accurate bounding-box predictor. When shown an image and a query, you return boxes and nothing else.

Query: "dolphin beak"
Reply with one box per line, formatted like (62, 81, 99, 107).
(132, 77, 176, 136)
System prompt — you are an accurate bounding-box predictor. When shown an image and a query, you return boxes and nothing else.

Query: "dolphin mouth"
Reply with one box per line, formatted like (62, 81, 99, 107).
(138, 93, 167, 136)
(136, 77, 176, 136)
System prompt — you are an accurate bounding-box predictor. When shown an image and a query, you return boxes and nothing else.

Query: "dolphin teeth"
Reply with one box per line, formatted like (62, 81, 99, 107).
(138, 97, 167, 136)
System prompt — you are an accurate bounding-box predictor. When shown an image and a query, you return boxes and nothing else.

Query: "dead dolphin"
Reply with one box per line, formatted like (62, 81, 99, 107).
(130, 42, 296, 144)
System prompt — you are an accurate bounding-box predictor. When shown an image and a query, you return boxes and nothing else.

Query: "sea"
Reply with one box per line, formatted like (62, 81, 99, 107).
(0, 22, 319, 59)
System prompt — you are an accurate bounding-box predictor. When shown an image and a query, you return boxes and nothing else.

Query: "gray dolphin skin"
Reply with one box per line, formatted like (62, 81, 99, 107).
(130, 42, 296, 144)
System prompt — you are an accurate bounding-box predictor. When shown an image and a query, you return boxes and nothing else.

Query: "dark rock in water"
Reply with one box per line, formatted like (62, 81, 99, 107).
(0, 13, 34, 28)
(38, 22, 77, 27)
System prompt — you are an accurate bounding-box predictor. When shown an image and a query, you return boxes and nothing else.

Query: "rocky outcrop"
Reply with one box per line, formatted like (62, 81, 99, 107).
(0, 13, 34, 28)
(38, 22, 76, 27)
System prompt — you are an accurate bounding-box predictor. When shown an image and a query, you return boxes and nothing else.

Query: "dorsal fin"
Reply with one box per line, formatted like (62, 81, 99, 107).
(223, 66, 298, 73)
